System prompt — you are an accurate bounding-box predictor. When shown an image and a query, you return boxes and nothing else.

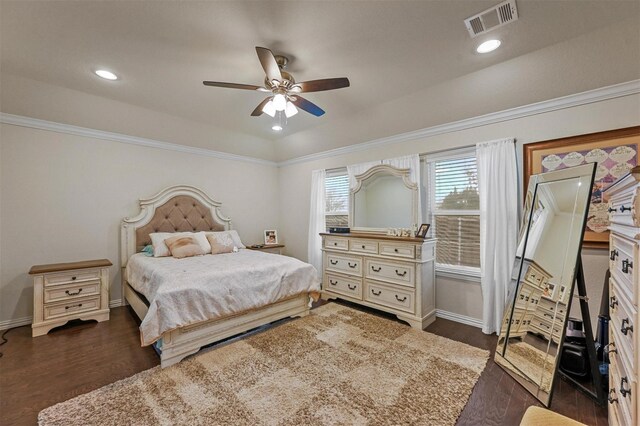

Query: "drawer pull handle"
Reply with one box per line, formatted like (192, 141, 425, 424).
(371, 266, 382, 272)
(329, 280, 337, 286)
(65, 303, 83, 310)
(622, 259, 633, 274)
(395, 269, 407, 277)
(348, 262, 357, 269)
(621, 318, 633, 335)
(620, 205, 631, 213)
(608, 207, 616, 213)
(371, 289, 382, 296)
(608, 389, 618, 404)
(604, 343, 617, 355)
(610, 296, 618, 309)
(330, 260, 338, 265)
(620, 377, 632, 398)
(65, 289, 83, 296)
(395, 295, 407, 302)
(610, 249, 619, 261)
(347, 284, 357, 290)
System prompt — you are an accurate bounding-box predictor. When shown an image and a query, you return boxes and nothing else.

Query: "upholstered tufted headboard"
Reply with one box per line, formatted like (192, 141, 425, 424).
(121, 185, 231, 266)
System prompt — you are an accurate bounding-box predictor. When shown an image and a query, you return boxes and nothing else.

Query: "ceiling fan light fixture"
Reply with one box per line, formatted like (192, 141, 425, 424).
(284, 101, 298, 118)
(262, 100, 277, 117)
(271, 124, 283, 131)
(273, 93, 287, 111)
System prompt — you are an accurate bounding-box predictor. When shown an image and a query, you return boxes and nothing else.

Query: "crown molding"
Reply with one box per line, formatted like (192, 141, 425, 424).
(0, 113, 277, 167)
(277, 79, 640, 167)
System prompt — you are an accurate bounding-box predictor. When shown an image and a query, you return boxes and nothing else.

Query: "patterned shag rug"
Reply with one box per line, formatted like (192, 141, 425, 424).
(39, 303, 489, 426)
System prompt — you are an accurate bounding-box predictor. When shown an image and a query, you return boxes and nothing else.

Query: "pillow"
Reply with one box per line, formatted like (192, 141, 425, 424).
(205, 230, 246, 249)
(149, 232, 210, 257)
(141, 244, 154, 257)
(164, 235, 206, 259)
(206, 232, 235, 255)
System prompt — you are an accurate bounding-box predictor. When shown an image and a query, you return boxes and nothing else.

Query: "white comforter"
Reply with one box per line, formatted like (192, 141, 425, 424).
(126, 250, 320, 346)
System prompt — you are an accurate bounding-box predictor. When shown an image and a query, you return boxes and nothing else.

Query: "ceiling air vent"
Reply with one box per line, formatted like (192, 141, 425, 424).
(464, 0, 519, 38)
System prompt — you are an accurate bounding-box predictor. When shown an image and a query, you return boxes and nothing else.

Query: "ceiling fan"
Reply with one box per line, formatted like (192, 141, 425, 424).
(203, 47, 350, 119)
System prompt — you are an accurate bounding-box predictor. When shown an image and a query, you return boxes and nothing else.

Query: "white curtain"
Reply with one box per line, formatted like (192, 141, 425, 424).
(308, 169, 326, 280)
(347, 160, 381, 190)
(383, 154, 422, 223)
(477, 138, 518, 335)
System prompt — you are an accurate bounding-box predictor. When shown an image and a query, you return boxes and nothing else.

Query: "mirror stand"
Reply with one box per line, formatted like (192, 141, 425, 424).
(557, 256, 606, 405)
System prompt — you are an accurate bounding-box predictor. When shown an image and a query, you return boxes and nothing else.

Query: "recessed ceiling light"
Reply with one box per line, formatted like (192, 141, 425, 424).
(94, 69, 118, 80)
(271, 125, 283, 132)
(476, 39, 501, 54)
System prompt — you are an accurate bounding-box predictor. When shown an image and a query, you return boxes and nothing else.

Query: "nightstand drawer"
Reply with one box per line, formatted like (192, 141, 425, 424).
(44, 295, 101, 320)
(44, 269, 101, 287)
(44, 280, 101, 303)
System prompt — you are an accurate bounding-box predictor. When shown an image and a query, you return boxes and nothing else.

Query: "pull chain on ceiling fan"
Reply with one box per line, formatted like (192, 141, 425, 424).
(203, 47, 350, 122)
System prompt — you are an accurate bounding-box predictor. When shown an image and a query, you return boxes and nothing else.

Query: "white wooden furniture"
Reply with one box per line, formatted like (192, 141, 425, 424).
(321, 233, 436, 329)
(247, 244, 285, 255)
(29, 259, 111, 337)
(604, 166, 639, 426)
(121, 185, 311, 368)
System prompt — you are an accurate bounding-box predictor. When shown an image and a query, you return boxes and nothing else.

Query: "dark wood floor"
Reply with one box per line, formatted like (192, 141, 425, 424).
(0, 301, 607, 426)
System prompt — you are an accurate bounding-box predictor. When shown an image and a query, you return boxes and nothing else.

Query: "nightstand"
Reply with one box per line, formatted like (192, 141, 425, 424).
(247, 244, 285, 255)
(29, 259, 112, 337)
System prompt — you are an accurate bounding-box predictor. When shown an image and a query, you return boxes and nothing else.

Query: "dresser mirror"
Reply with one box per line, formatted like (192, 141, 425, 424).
(350, 164, 419, 233)
(495, 163, 597, 406)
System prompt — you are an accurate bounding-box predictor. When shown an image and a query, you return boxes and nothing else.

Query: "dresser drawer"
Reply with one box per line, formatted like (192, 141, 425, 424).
(610, 234, 637, 304)
(523, 266, 545, 287)
(609, 344, 636, 426)
(326, 253, 362, 276)
(610, 278, 637, 375)
(44, 269, 101, 287)
(324, 274, 362, 300)
(44, 280, 100, 303)
(364, 281, 414, 314)
(43, 295, 101, 320)
(324, 237, 349, 251)
(379, 242, 415, 259)
(365, 259, 414, 288)
(608, 185, 640, 228)
(350, 239, 378, 255)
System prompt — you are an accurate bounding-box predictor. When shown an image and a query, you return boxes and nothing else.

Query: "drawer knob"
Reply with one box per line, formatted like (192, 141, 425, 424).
(608, 389, 618, 404)
(65, 289, 83, 296)
(621, 318, 633, 335)
(395, 269, 407, 277)
(329, 280, 337, 286)
(395, 295, 407, 302)
(608, 207, 616, 213)
(347, 284, 357, 290)
(330, 260, 338, 265)
(65, 303, 83, 310)
(71, 276, 77, 281)
(334, 242, 338, 246)
(361, 245, 366, 249)
(610, 249, 619, 261)
(394, 248, 399, 253)
(610, 296, 618, 309)
(620, 205, 631, 213)
(371, 289, 382, 296)
(348, 262, 357, 269)
(622, 259, 633, 274)
(604, 343, 617, 355)
(371, 266, 382, 272)
(620, 377, 632, 398)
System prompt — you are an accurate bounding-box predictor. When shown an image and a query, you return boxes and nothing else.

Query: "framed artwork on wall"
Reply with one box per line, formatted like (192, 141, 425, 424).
(523, 126, 640, 248)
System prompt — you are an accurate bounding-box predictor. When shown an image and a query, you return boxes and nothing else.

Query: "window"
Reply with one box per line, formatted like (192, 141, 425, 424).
(426, 152, 480, 276)
(325, 169, 349, 230)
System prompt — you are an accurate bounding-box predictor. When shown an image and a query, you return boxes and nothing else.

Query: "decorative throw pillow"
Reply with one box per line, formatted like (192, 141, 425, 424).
(164, 235, 206, 259)
(206, 232, 235, 255)
(141, 244, 154, 257)
(150, 232, 210, 257)
(205, 230, 246, 249)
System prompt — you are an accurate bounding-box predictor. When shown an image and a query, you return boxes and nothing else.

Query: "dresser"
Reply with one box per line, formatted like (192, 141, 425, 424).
(320, 232, 436, 330)
(604, 166, 639, 426)
(29, 259, 112, 337)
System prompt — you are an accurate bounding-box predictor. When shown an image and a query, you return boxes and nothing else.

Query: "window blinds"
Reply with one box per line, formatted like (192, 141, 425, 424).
(325, 169, 349, 229)
(433, 157, 479, 210)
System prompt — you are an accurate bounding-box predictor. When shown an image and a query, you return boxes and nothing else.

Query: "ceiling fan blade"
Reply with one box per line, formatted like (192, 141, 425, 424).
(290, 95, 325, 117)
(203, 81, 269, 92)
(255, 47, 282, 82)
(293, 78, 350, 93)
(251, 97, 272, 116)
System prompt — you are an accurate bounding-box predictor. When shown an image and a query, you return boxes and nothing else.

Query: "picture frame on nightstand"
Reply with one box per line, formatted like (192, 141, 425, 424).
(264, 229, 278, 245)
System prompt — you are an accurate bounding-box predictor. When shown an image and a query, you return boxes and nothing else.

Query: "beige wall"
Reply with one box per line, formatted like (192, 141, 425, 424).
(277, 93, 640, 325)
(0, 124, 280, 324)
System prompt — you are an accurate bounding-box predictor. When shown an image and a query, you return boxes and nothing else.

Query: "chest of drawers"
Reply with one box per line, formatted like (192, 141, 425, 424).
(321, 233, 436, 330)
(29, 259, 112, 337)
(604, 166, 639, 426)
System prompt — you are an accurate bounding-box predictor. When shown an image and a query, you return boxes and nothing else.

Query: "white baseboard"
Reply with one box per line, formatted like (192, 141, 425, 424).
(0, 299, 124, 330)
(435, 309, 483, 329)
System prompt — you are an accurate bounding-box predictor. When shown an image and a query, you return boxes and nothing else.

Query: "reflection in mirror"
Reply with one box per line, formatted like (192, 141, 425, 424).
(350, 165, 418, 232)
(495, 163, 596, 406)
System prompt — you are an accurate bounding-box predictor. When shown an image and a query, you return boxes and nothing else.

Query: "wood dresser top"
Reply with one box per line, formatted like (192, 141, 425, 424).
(29, 259, 112, 275)
(320, 232, 431, 243)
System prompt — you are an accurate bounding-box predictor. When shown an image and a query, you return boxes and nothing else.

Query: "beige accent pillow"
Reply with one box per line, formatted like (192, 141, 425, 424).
(206, 232, 235, 255)
(204, 230, 245, 249)
(164, 235, 206, 259)
(150, 232, 210, 257)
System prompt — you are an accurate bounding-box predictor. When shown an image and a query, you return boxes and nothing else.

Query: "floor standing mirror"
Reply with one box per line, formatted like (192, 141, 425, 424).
(495, 163, 600, 406)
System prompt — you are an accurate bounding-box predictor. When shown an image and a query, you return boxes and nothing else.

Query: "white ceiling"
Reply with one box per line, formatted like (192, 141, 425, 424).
(1, 1, 639, 159)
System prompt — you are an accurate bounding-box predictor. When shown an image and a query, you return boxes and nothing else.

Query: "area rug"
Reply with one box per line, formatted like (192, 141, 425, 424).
(39, 303, 489, 426)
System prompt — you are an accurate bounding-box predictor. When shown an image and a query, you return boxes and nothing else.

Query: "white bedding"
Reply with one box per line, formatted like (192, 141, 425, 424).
(126, 250, 320, 345)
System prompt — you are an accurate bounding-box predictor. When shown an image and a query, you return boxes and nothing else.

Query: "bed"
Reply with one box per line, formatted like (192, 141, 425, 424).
(121, 185, 320, 367)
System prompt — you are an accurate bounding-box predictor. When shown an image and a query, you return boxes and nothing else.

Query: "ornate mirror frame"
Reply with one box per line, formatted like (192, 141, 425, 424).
(348, 164, 419, 234)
